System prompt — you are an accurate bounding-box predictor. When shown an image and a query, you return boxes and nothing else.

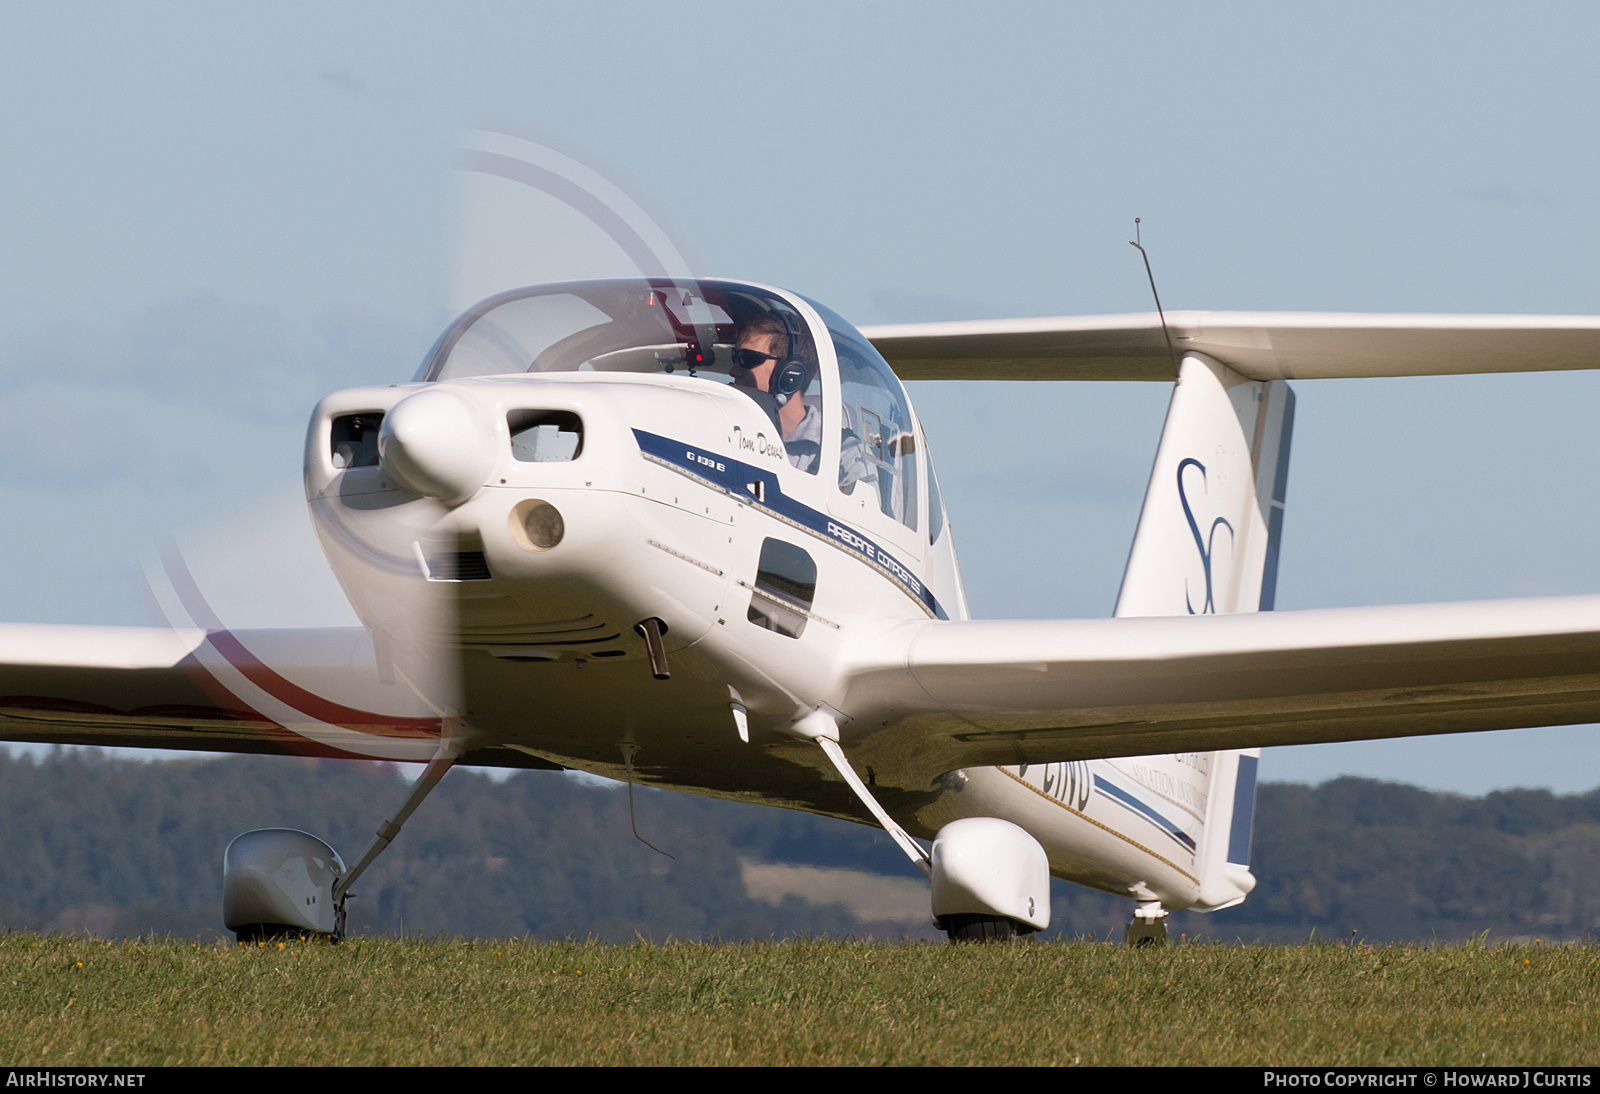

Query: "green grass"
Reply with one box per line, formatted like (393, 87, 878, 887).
(1, 933, 1597, 1065)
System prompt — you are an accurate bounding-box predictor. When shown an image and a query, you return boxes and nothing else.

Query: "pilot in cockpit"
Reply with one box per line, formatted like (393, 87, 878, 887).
(731, 315, 823, 473)
(731, 315, 874, 491)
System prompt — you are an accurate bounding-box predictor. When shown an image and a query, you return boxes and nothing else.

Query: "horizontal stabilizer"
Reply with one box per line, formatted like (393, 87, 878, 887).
(863, 312, 1600, 382)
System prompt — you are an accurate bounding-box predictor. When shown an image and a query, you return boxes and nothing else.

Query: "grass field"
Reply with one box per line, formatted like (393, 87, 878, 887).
(2, 933, 1597, 1066)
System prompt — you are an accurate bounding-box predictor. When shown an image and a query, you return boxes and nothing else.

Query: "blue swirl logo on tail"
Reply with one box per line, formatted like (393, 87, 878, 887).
(1177, 458, 1233, 614)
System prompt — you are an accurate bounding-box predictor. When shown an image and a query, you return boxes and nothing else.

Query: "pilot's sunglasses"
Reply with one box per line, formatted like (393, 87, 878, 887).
(732, 347, 779, 369)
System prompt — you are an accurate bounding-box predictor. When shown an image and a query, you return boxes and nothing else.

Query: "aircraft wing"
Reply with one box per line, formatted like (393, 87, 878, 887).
(839, 595, 1600, 787)
(0, 623, 560, 769)
(861, 312, 1600, 381)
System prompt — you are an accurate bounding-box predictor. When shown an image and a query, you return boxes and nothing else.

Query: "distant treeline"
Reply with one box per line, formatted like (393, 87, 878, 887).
(3, 750, 1598, 942)
(1205, 778, 1600, 942)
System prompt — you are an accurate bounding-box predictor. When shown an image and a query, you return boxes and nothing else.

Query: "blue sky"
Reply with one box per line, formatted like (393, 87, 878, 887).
(3, 2, 1600, 792)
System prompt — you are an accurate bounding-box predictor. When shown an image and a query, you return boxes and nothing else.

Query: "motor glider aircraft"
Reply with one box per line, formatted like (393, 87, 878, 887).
(6, 276, 1600, 943)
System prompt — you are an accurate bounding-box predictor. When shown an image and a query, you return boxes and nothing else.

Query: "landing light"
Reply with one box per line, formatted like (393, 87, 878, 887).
(509, 499, 565, 551)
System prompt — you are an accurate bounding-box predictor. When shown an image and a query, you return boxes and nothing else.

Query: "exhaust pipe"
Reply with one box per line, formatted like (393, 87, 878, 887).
(635, 618, 670, 680)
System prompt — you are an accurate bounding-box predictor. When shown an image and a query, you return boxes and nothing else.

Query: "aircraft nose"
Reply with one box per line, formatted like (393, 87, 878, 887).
(378, 388, 497, 505)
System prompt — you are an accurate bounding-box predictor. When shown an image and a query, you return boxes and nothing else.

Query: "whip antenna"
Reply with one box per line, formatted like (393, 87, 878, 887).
(1129, 218, 1181, 379)
(619, 743, 674, 859)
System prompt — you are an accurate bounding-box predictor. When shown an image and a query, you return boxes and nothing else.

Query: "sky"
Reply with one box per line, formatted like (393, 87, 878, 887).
(3, 2, 1600, 793)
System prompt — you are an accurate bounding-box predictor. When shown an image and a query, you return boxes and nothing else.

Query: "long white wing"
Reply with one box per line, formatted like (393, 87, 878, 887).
(862, 312, 1600, 381)
(839, 595, 1600, 788)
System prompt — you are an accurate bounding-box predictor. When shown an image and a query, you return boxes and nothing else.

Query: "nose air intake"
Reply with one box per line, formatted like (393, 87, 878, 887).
(378, 388, 497, 504)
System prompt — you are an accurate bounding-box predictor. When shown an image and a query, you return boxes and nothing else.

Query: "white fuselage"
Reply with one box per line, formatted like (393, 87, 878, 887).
(302, 367, 1241, 912)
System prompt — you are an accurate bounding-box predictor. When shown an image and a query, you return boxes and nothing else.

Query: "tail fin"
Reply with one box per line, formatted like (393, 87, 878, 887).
(1113, 352, 1288, 910)
(1114, 352, 1295, 618)
(1189, 748, 1260, 910)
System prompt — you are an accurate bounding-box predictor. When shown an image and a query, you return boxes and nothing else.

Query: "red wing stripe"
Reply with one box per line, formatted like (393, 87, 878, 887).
(161, 542, 440, 737)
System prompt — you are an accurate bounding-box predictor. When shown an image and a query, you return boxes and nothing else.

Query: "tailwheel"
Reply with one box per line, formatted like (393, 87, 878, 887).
(1124, 900, 1170, 946)
(941, 913, 1037, 943)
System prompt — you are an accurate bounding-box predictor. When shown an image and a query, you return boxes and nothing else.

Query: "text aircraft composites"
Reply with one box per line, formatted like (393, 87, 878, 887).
(7, 280, 1600, 943)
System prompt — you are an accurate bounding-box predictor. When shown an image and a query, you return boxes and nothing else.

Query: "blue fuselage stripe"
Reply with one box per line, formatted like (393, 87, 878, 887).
(632, 428, 947, 619)
(1092, 775, 1197, 853)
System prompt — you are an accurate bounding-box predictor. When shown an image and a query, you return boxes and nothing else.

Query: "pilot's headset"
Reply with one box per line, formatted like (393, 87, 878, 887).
(767, 313, 815, 408)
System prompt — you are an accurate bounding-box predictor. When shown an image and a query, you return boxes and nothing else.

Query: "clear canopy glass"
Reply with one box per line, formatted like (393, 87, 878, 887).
(418, 279, 824, 475)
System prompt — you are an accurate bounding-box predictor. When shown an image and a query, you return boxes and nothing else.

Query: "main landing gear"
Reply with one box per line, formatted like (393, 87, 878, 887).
(940, 913, 1038, 943)
(782, 711, 1052, 944)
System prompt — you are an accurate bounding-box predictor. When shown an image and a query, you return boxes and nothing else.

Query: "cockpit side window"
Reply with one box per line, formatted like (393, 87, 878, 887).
(829, 325, 920, 532)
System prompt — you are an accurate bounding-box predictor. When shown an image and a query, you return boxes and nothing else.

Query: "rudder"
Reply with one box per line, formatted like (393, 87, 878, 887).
(1115, 352, 1294, 618)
